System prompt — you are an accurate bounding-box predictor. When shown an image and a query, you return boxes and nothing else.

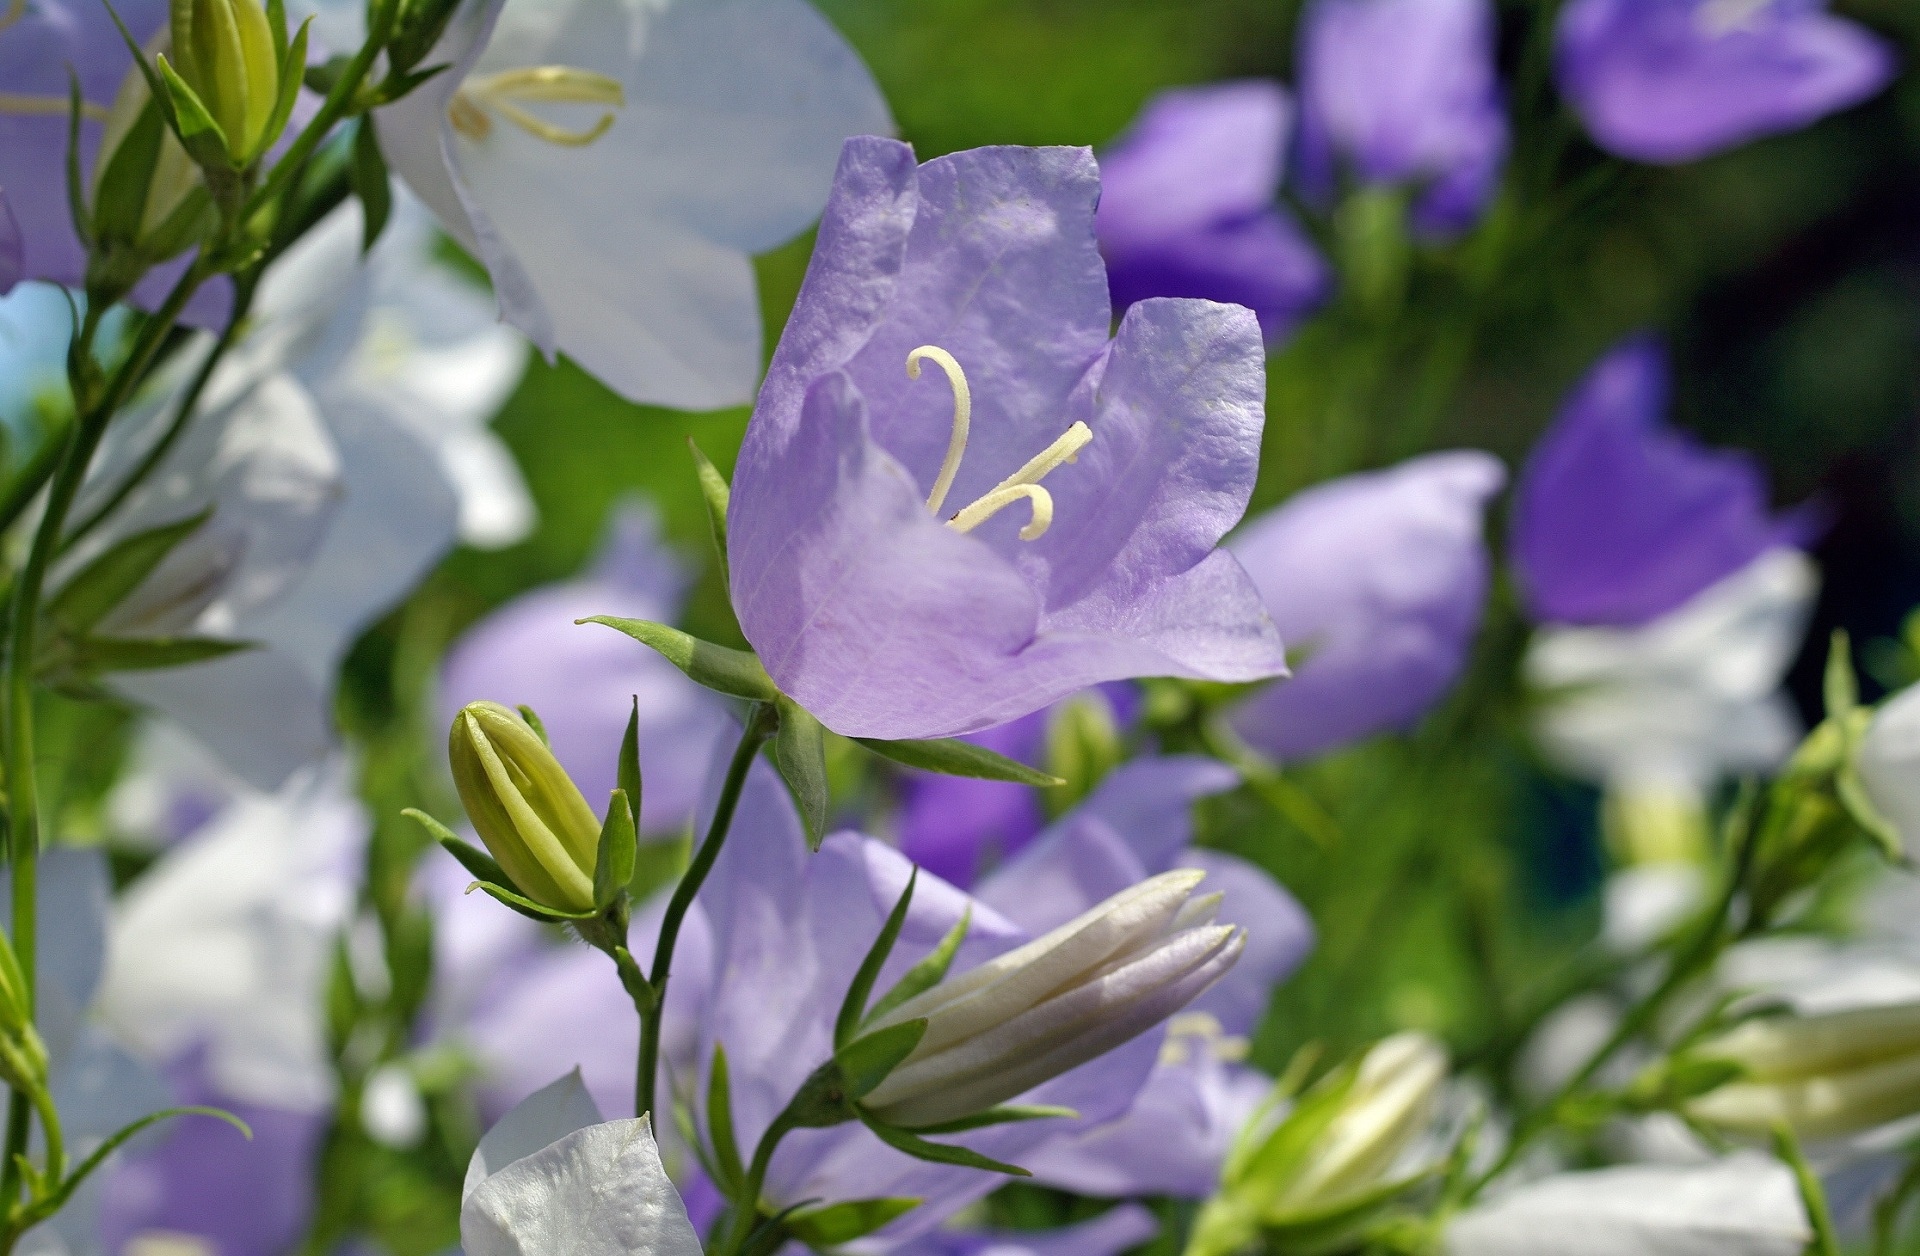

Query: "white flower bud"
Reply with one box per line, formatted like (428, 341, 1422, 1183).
(860, 869, 1243, 1128)
(1686, 1001, 1920, 1140)
(1857, 684, 1920, 858)
(1269, 1032, 1447, 1211)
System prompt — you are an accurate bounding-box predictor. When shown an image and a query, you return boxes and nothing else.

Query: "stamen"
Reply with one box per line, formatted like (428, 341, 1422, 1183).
(0, 93, 109, 122)
(447, 92, 491, 140)
(947, 421, 1092, 541)
(448, 66, 624, 148)
(906, 345, 971, 515)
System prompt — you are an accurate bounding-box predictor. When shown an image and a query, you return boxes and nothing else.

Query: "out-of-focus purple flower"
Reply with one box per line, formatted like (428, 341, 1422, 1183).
(1227, 451, 1506, 761)
(97, 1052, 327, 1256)
(0, 190, 21, 295)
(442, 506, 731, 836)
(905, 1204, 1161, 1256)
(1095, 82, 1331, 343)
(1294, 0, 1509, 235)
(1555, 0, 1896, 165)
(1512, 337, 1811, 629)
(0, 0, 230, 324)
(729, 138, 1286, 741)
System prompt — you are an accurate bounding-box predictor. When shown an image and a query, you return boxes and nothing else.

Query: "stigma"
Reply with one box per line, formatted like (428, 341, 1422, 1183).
(448, 66, 625, 147)
(907, 345, 1092, 542)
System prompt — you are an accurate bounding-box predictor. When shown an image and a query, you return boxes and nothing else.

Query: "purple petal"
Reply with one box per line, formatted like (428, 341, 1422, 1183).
(897, 707, 1049, 888)
(1103, 211, 1332, 345)
(1512, 337, 1809, 627)
(1228, 450, 1505, 760)
(1176, 850, 1314, 1035)
(1556, 0, 1897, 164)
(1097, 82, 1291, 246)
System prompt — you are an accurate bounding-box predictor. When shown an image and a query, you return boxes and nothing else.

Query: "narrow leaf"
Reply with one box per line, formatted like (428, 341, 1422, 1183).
(593, 788, 637, 910)
(856, 737, 1063, 787)
(65, 72, 90, 246)
(48, 509, 212, 632)
(838, 870, 916, 1049)
(71, 635, 252, 673)
(904, 1105, 1078, 1136)
(517, 704, 550, 746)
(859, 1116, 1030, 1177)
(405, 810, 512, 886)
(252, 17, 311, 164)
(835, 1020, 927, 1100)
(785, 1198, 922, 1247)
(772, 696, 829, 851)
(1825, 630, 1857, 722)
(154, 55, 231, 167)
(347, 113, 391, 251)
(866, 907, 969, 1027)
(706, 1044, 746, 1196)
(688, 438, 731, 584)
(89, 96, 166, 247)
(471, 880, 596, 923)
(577, 617, 776, 701)
(618, 697, 642, 832)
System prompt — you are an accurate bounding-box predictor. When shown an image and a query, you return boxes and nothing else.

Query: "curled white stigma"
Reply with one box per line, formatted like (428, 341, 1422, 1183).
(906, 344, 1091, 542)
(448, 66, 625, 147)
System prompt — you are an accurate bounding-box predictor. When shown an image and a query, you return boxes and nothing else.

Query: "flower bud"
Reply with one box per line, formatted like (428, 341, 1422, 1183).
(449, 701, 602, 914)
(167, 0, 280, 162)
(859, 869, 1243, 1128)
(1684, 1002, 1920, 1141)
(1857, 683, 1920, 858)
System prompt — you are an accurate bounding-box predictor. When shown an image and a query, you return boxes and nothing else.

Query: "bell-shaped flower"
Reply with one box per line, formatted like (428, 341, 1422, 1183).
(1095, 81, 1330, 344)
(461, 1072, 702, 1256)
(730, 138, 1286, 740)
(1856, 682, 1920, 860)
(1293, 0, 1509, 234)
(374, 0, 890, 410)
(442, 506, 732, 838)
(1442, 1154, 1809, 1256)
(1683, 1002, 1920, 1141)
(449, 700, 604, 914)
(1555, 0, 1896, 165)
(1227, 450, 1505, 761)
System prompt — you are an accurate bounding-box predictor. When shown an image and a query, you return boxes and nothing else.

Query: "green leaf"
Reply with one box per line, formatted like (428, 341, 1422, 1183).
(772, 696, 830, 851)
(577, 617, 776, 701)
(471, 879, 597, 923)
(835, 1020, 927, 1100)
(688, 438, 731, 585)
(347, 114, 391, 251)
(25, 1106, 250, 1229)
(65, 72, 91, 247)
(618, 697, 642, 832)
(517, 704, 550, 746)
(859, 1115, 1030, 1177)
(70, 635, 253, 673)
(48, 509, 211, 632)
(593, 788, 637, 911)
(866, 907, 969, 1028)
(706, 1044, 746, 1196)
(154, 55, 232, 169)
(405, 810, 513, 885)
(838, 870, 916, 1050)
(1825, 630, 1858, 722)
(251, 17, 311, 164)
(903, 1105, 1077, 1136)
(855, 737, 1062, 787)
(89, 95, 167, 248)
(784, 1198, 922, 1247)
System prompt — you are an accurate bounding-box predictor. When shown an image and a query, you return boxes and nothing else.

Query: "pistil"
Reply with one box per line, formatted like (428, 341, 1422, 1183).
(448, 65, 625, 147)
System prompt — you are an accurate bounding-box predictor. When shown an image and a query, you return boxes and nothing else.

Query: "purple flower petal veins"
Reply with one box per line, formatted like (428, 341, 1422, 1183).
(1511, 336, 1812, 628)
(1228, 451, 1506, 761)
(1095, 82, 1331, 343)
(729, 138, 1286, 740)
(1555, 0, 1897, 165)
(1294, 0, 1510, 234)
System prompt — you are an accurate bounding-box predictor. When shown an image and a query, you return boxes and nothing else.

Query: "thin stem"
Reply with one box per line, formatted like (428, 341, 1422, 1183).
(635, 704, 776, 1121)
(715, 1110, 799, 1256)
(1774, 1124, 1841, 1256)
(1874, 1148, 1920, 1255)
(0, 420, 72, 547)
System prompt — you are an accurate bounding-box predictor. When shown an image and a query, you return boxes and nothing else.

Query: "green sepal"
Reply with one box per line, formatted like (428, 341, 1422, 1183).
(153, 55, 233, 170)
(688, 438, 731, 585)
(369, 61, 451, 105)
(404, 809, 511, 886)
(835, 1020, 927, 1100)
(865, 907, 968, 1028)
(68, 634, 253, 673)
(903, 1104, 1077, 1136)
(65, 72, 91, 248)
(1262, 1168, 1440, 1251)
(471, 879, 597, 923)
(1824, 629, 1858, 722)
(90, 95, 168, 249)
(303, 53, 353, 96)
(784, 1198, 922, 1247)
(99, 0, 170, 117)
(266, 0, 288, 59)
(577, 617, 776, 700)
(855, 736, 1063, 787)
(48, 508, 212, 632)
(593, 788, 637, 911)
(1839, 766, 1905, 864)
(618, 697, 643, 831)
(739, 1200, 824, 1256)
(837, 870, 915, 1050)
(858, 1114, 1030, 1177)
(517, 704, 550, 746)
(772, 696, 830, 851)
(706, 1043, 746, 1197)
(249, 16, 310, 164)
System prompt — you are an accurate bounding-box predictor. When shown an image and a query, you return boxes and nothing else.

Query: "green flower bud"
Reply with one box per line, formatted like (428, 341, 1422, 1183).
(167, 0, 280, 162)
(449, 701, 601, 914)
(1685, 1002, 1920, 1142)
(0, 932, 47, 1097)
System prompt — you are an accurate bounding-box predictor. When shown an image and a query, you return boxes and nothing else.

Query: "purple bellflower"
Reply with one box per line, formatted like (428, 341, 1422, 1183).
(728, 138, 1286, 740)
(1556, 0, 1897, 165)
(1294, 0, 1510, 235)
(0, 0, 230, 323)
(1095, 82, 1331, 343)
(1512, 336, 1811, 629)
(442, 506, 732, 837)
(1228, 451, 1507, 761)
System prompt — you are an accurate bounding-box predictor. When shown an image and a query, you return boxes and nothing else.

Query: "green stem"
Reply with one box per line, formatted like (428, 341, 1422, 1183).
(635, 704, 776, 1121)
(715, 1109, 800, 1256)
(1774, 1124, 1841, 1256)
(1874, 1147, 1920, 1255)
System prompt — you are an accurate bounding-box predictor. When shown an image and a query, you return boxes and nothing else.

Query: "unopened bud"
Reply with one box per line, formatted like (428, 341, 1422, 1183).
(860, 869, 1243, 1128)
(1857, 684, 1920, 859)
(167, 0, 280, 162)
(449, 701, 601, 914)
(1685, 1002, 1920, 1141)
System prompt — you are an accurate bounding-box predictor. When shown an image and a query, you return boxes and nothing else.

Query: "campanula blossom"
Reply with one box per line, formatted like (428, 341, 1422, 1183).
(729, 138, 1286, 740)
(375, 0, 890, 410)
(1555, 0, 1896, 165)
(1227, 451, 1505, 762)
(1095, 82, 1330, 343)
(1294, 0, 1509, 234)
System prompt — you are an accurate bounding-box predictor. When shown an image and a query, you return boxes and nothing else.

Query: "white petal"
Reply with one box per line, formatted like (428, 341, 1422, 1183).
(464, 1069, 604, 1202)
(462, 1118, 702, 1256)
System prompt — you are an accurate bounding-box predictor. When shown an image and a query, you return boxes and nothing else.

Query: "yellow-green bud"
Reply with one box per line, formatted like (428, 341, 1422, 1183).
(168, 0, 279, 161)
(0, 933, 46, 1096)
(1685, 1002, 1920, 1142)
(449, 701, 601, 914)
